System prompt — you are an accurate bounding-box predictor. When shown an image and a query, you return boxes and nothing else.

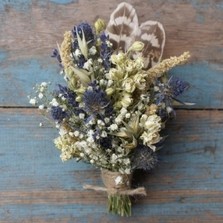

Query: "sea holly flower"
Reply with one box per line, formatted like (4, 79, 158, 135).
(100, 32, 112, 70)
(131, 144, 158, 171)
(54, 84, 85, 116)
(51, 106, 67, 122)
(169, 76, 190, 97)
(72, 22, 94, 43)
(71, 23, 95, 60)
(51, 48, 62, 66)
(57, 85, 77, 104)
(83, 82, 113, 117)
(76, 54, 87, 69)
(154, 76, 190, 119)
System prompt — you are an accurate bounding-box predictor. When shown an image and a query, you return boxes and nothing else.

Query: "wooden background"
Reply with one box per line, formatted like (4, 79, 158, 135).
(0, 0, 223, 222)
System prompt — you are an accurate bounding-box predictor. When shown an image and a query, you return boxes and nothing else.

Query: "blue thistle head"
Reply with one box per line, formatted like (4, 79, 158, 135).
(70, 40, 87, 69)
(57, 85, 77, 107)
(100, 32, 112, 70)
(154, 81, 173, 106)
(169, 76, 190, 97)
(155, 76, 189, 102)
(51, 106, 67, 122)
(51, 49, 62, 67)
(72, 40, 79, 50)
(131, 144, 158, 171)
(55, 85, 84, 116)
(154, 76, 189, 119)
(83, 81, 113, 118)
(77, 55, 86, 69)
(72, 22, 94, 43)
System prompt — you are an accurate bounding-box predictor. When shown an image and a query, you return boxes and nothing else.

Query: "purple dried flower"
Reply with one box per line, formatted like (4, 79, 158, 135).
(77, 55, 86, 69)
(56, 85, 84, 116)
(51, 49, 62, 66)
(169, 76, 190, 97)
(70, 39, 86, 69)
(154, 81, 172, 118)
(83, 82, 113, 117)
(51, 106, 67, 122)
(100, 32, 112, 70)
(154, 76, 189, 119)
(72, 40, 79, 50)
(72, 22, 94, 43)
(57, 85, 77, 107)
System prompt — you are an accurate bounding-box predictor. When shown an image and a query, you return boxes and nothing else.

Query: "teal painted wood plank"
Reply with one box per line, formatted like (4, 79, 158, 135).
(0, 57, 65, 106)
(1, 203, 223, 223)
(0, 0, 76, 11)
(0, 55, 222, 108)
(1, 0, 222, 64)
(0, 0, 222, 108)
(170, 62, 223, 108)
(0, 109, 223, 222)
(0, 0, 222, 222)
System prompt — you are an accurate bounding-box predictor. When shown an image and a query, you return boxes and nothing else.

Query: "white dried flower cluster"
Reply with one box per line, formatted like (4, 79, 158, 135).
(89, 46, 97, 55)
(140, 114, 162, 151)
(28, 82, 50, 108)
(54, 134, 78, 161)
(74, 140, 109, 167)
(29, 98, 37, 105)
(83, 58, 93, 71)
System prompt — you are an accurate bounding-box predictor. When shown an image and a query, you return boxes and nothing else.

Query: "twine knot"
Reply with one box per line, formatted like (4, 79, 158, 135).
(83, 169, 147, 196)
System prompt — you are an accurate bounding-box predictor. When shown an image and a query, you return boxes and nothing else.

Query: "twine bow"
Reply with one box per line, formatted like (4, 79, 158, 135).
(83, 169, 147, 196)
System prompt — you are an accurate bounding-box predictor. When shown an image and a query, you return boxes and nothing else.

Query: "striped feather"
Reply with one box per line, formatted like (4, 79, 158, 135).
(136, 21, 165, 69)
(106, 2, 165, 69)
(106, 2, 139, 52)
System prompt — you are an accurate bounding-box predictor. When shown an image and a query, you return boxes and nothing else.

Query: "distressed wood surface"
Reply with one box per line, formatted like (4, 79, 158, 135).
(0, 109, 223, 222)
(0, 0, 223, 107)
(0, 0, 223, 222)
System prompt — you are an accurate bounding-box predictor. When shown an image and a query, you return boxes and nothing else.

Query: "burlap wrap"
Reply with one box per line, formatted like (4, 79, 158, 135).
(83, 169, 146, 196)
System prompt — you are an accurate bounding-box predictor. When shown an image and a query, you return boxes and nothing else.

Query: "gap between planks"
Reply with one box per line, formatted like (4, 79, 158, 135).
(1, 106, 223, 111)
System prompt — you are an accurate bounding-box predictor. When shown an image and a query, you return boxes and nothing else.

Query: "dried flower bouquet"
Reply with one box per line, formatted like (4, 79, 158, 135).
(29, 2, 191, 217)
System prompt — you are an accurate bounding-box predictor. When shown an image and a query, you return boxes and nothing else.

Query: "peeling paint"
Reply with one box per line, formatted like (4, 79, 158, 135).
(50, 0, 75, 4)
(196, 14, 205, 24)
(0, 0, 30, 11)
(0, 57, 64, 106)
(169, 62, 223, 109)
(0, 0, 76, 11)
(0, 50, 8, 61)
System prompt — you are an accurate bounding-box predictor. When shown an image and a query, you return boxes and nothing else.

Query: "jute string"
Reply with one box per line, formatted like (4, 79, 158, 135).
(83, 169, 147, 196)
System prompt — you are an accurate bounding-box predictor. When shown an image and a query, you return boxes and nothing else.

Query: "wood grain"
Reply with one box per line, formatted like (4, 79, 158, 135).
(0, 108, 223, 222)
(0, 0, 222, 222)
(1, 56, 222, 108)
(0, 0, 223, 108)
(0, 0, 222, 62)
